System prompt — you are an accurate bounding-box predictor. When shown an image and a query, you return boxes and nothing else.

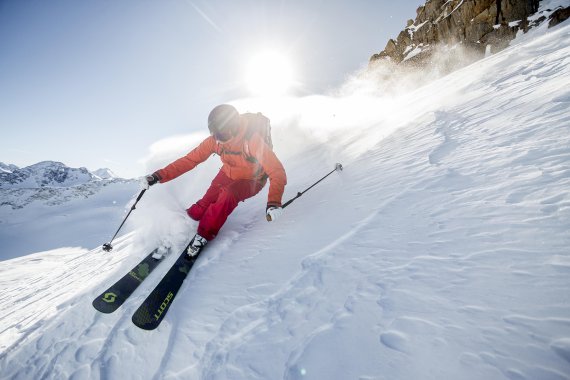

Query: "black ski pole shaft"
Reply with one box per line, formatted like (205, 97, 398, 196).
(102, 189, 146, 252)
(282, 163, 343, 209)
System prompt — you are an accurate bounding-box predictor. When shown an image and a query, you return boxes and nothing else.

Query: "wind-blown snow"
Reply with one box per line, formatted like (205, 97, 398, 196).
(1, 20, 569, 380)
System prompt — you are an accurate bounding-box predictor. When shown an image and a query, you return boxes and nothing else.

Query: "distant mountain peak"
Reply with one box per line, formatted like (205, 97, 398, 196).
(93, 168, 118, 180)
(0, 160, 135, 210)
(0, 161, 127, 189)
(0, 162, 19, 174)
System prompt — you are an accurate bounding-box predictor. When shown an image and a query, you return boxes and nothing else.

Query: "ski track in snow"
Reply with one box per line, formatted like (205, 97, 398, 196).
(1, 21, 570, 380)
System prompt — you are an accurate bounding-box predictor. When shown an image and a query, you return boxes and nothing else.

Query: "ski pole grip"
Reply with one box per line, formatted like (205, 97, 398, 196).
(282, 192, 301, 209)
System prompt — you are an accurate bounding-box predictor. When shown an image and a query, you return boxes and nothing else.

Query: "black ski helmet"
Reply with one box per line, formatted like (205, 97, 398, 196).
(208, 104, 240, 141)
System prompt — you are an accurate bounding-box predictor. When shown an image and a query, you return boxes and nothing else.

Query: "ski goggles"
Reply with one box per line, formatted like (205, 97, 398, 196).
(211, 129, 232, 142)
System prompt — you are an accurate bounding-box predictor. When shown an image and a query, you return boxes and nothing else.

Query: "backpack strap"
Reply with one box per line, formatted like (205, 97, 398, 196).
(244, 140, 254, 162)
(242, 112, 268, 163)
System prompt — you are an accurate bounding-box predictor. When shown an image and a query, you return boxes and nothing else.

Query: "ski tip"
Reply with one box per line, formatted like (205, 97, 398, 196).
(132, 313, 161, 330)
(92, 299, 117, 314)
(132, 321, 159, 331)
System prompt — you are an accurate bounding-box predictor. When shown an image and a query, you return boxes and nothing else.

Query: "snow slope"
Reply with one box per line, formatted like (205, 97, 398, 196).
(0, 161, 139, 260)
(1, 20, 570, 380)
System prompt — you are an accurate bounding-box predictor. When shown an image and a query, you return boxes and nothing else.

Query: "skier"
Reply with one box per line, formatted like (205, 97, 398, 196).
(143, 104, 287, 257)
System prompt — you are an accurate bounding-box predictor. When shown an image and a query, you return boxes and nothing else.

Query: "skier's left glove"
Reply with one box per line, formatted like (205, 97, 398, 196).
(266, 205, 283, 222)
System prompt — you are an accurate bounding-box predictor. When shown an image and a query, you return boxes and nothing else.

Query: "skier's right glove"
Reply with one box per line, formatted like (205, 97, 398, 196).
(141, 172, 161, 190)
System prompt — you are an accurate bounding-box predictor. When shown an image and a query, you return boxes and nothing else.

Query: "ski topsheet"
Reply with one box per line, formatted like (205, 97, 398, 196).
(132, 243, 200, 330)
(92, 249, 165, 313)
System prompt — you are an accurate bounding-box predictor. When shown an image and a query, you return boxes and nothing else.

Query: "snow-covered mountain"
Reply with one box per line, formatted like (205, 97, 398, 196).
(0, 162, 18, 174)
(0, 161, 132, 208)
(0, 161, 122, 189)
(92, 167, 118, 180)
(0, 161, 95, 189)
(0, 161, 138, 259)
(0, 9, 569, 380)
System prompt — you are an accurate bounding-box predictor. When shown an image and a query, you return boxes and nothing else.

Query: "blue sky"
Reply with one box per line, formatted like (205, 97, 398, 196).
(0, 0, 421, 177)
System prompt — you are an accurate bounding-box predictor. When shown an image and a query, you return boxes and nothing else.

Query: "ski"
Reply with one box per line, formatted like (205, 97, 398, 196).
(131, 242, 200, 330)
(92, 248, 166, 313)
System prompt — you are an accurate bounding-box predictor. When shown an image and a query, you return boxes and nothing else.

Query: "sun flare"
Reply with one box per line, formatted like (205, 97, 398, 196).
(245, 51, 295, 96)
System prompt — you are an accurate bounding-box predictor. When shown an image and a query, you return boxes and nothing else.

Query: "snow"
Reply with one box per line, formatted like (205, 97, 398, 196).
(1, 18, 570, 380)
(0, 180, 139, 259)
(407, 21, 429, 39)
(403, 44, 425, 61)
(92, 168, 118, 180)
(0, 163, 18, 174)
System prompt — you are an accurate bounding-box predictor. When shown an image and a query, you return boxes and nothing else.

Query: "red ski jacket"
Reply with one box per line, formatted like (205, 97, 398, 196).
(155, 122, 287, 207)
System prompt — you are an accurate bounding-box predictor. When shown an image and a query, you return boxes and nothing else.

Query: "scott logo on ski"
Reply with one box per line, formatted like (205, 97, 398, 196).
(132, 242, 203, 330)
(154, 291, 174, 321)
(92, 249, 164, 314)
(102, 292, 117, 303)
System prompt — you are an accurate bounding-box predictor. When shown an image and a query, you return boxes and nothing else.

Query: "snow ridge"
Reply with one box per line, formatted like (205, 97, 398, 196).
(0, 162, 19, 174)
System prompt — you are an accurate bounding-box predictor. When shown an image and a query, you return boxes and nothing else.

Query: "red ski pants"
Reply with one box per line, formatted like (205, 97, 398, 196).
(187, 170, 266, 241)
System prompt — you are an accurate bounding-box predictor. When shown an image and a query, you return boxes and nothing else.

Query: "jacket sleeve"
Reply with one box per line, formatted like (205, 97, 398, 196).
(248, 135, 287, 206)
(156, 136, 217, 183)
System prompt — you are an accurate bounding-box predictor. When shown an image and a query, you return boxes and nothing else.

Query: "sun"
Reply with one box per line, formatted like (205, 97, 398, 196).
(245, 51, 295, 96)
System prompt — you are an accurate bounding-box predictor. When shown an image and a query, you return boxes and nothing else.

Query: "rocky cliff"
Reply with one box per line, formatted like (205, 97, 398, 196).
(370, 0, 569, 70)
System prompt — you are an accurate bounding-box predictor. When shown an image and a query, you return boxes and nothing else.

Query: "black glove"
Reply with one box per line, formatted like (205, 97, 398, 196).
(141, 172, 161, 189)
(146, 173, 160, 186)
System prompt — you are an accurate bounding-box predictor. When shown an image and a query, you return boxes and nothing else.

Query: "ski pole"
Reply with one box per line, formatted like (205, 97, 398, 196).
(282, 163, 343, 209)
(102, 189, 146, 252)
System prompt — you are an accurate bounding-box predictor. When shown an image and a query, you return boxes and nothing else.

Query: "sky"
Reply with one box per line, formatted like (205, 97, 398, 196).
(0, 0, 421, 178)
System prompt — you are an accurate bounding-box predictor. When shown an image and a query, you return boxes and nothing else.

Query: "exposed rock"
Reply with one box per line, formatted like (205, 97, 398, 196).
(549, 6, 570, 27)
(369, 0, 549, 70)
